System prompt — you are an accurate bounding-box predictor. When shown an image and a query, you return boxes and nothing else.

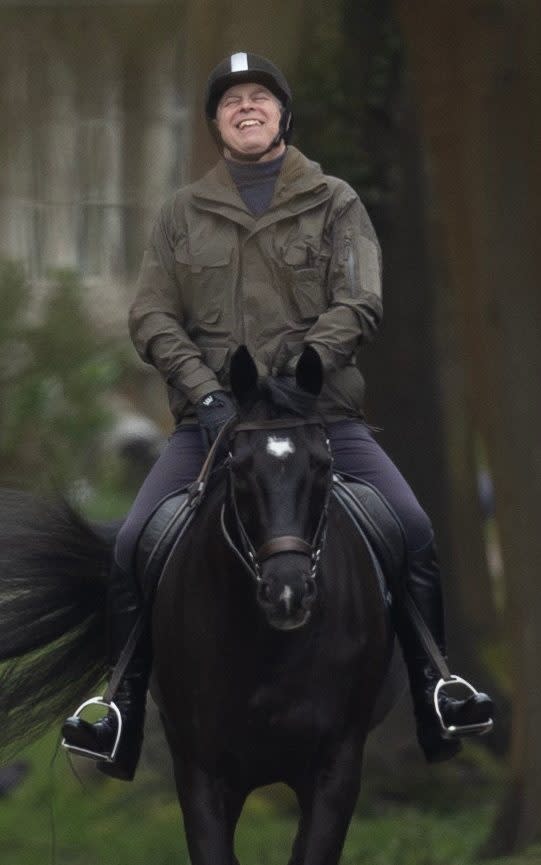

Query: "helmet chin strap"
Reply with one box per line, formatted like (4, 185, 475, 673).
(213, 109, 291, 163)
(225, 129, 284, 163)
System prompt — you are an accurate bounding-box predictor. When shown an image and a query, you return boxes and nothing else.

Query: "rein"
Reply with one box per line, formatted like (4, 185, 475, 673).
(102, 418, 240, 705)
(186, 414, 239, 507)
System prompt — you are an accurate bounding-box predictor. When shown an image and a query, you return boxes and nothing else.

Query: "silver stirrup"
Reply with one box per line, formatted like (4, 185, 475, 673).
(434, 676, 493, 738)
(61, 697, 122, 763)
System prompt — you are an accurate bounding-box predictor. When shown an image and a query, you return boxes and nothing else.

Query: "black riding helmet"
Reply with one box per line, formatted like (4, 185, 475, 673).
(205, 52, 293, 157)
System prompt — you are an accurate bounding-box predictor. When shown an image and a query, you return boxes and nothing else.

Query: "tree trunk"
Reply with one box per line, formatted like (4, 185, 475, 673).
(431, 217, 504, 694)
(395, 0, 541, 852)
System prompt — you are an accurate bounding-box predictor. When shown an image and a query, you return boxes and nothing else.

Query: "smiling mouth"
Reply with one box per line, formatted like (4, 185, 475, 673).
(236, 119, 263, 130)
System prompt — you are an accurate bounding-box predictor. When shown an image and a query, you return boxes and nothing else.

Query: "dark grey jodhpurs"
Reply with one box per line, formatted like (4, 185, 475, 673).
(114, 420, 433, 573)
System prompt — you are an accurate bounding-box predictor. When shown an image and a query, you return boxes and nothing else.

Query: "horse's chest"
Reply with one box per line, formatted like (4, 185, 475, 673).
(237, 632, 365, 733)
(243, 676, 342, 741)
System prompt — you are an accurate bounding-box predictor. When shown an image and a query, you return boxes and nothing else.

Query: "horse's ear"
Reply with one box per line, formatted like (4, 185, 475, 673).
(230, 345, 259, 404)
(295, 345, 323, 396)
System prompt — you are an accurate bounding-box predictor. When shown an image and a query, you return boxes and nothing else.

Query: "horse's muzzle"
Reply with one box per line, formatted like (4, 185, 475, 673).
(257, 570, 316, 631)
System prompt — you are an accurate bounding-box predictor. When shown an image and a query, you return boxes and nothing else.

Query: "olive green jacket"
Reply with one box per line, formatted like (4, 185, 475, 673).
(129, 146, 382, 423)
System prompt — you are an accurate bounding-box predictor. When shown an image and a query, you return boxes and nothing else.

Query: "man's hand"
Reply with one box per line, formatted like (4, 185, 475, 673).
(195, 390, 237, 448)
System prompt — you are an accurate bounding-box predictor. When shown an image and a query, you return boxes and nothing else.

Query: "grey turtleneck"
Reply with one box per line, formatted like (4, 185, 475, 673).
(226, 152, 286, 216)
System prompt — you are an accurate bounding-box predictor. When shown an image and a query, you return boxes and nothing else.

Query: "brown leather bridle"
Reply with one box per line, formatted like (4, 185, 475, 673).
(220, 416, 333, 585)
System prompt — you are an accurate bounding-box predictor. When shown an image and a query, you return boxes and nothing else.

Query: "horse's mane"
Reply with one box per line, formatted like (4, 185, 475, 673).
(250, 376, 320, 420)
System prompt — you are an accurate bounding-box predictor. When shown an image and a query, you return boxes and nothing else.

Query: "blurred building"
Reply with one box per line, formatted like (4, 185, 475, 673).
(0, 1, 190, 327)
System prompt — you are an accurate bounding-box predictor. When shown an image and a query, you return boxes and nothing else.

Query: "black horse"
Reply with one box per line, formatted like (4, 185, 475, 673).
(0, 346, 398, 865)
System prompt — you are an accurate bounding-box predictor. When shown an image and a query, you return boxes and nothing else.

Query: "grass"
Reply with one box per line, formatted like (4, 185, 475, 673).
(1, 732, 539, 865)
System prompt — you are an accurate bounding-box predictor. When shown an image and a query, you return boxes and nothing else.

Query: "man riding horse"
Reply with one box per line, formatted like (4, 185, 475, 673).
(62, 52, 494, 781)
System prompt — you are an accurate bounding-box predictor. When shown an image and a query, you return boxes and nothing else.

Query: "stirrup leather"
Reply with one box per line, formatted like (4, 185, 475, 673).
(61, 697, 122, 763)
(434, 676, 494, 738)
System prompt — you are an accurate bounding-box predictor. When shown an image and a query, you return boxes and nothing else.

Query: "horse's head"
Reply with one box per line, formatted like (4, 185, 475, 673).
(224, 346, 332, 631)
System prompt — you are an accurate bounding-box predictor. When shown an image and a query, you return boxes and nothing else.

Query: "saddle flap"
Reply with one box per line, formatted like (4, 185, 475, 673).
(135, 490, 193, 600)
(331, 474, 406, 596)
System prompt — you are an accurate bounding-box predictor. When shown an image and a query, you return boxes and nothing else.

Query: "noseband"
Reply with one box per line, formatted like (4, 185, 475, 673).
(220, 417, 332, 585)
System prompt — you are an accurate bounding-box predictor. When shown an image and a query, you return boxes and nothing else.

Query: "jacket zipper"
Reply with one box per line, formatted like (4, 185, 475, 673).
(236, 233, 246, 346)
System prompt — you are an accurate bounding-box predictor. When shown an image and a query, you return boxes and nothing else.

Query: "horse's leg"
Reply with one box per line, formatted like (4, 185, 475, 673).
(172, 759, 244, 865)
(288, 735, 364, 865)
(224, 787, 244, 865)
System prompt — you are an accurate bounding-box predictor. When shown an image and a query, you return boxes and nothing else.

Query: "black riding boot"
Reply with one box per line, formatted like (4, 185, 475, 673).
(394, 540, 494, 763)
(62, 561, 151, 781)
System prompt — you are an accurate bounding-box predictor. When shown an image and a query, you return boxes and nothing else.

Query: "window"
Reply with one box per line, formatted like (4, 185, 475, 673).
(0, 13, 189, 286)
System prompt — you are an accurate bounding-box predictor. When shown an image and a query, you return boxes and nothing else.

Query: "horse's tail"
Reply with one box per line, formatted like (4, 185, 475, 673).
(0, 488, 113, 758)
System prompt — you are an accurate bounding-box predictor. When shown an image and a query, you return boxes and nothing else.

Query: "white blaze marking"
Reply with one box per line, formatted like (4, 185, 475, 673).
(230, 52, 249, 72)
(279, 585, 293, 615)
(266, 435, 295, 459)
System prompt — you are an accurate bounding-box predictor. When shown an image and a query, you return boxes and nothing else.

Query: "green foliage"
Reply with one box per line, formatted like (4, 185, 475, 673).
(291, 0, 402, 204)
(0, 731, 517, 865)
(0, 260, 126, 490)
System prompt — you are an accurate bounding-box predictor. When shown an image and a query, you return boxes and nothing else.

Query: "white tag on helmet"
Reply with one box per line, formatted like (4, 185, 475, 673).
(230, 52, 249, 72)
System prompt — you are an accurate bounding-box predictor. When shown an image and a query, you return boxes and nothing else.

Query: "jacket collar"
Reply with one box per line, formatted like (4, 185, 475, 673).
(190, 146, 331, 231)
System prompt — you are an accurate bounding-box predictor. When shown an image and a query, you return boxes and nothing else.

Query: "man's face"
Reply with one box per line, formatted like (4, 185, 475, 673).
(215, 82, 285, 162)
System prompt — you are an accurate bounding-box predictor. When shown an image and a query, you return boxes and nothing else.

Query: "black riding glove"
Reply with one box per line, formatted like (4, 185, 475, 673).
(195, 390, 237, 448)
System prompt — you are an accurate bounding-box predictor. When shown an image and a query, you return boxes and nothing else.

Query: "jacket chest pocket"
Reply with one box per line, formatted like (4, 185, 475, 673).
(281, 242, 329, 322)
(174, 239, 231, 325)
